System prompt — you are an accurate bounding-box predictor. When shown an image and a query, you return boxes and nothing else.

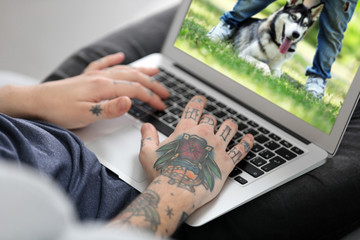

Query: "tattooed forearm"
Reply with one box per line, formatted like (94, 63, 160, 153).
(116, 190, 161, 232)
(166, 206, 174, 219)
(90, 104, 103, 117)
(154, 134, 221, 193)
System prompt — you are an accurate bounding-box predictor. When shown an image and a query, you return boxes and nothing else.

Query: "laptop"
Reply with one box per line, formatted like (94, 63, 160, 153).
(73, 0, 360, 226)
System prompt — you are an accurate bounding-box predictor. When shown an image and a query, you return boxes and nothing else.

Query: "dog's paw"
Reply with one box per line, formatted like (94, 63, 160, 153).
(240, 54, 271, 75)
(271, 69, 283, 78)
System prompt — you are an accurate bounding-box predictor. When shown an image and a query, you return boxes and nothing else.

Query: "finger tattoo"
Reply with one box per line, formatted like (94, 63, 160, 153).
(90, 104, 103, 117)
(184, 107, 200, 121)
(220, 125, 232, 142)
(200, 116, 215, 126)
(228, 148, 243, 165)
(240, 141, 251, 153)
(191, 97, 204, 104)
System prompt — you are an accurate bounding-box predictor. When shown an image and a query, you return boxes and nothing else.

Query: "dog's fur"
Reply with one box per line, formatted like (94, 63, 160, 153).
(232, 0, 324, 77)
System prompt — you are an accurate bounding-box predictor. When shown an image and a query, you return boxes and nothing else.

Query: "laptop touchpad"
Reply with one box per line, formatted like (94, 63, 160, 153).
(86, 124, 147, 184)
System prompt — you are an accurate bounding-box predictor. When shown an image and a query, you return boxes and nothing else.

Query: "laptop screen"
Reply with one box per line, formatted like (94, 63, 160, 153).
(173, 0, 360, 135)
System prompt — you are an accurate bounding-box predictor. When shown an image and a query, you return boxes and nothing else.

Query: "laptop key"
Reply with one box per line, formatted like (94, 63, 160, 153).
(140, 115, 174, 137)
(259, 149, 275, 159)
(252, 143, 264, 153)
(261, 156, 286, 172)
(129, 106, 147, 119)
(245, 151, 256, 160)
(251, 157, 267, 167)
(264, 140, 281, 150)
(291, 146, 304, 155)
(229, 167, 242, 178)
(247, 120, 259, 128)
(269, 133, 281, 141)
(280, 140, 293, 148)
(243, 128, 259, 137)
(255, 134, 270, 144)
(258, 127, 270, 134)
(237, 160, 264, 178)
(275, 147, 297, 160)
(234, 176, 248, 185)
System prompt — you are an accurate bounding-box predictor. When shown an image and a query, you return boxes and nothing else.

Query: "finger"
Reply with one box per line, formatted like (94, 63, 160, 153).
(108, 66, 170, 99)
(139, 123, 160, 181)
(90, 78, 167, 111)
(199, 114, 217, 131)
(215, 119, 238, 147)
(87, 96, 132, 121)
(136, 67, 159, 77)
(176, 95, 206, 129)
(112, 80, 167, 110)
(84, 52, 125, 73)
(140, 123, 160, 150)
(226, 134, 254, 167)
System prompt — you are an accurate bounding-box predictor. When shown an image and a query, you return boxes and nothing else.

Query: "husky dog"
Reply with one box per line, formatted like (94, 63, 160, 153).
(233, 0, 324, 77)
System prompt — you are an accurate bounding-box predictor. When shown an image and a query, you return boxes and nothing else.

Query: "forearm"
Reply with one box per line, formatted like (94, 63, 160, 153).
(109, 175, 195, 237)
(0, 85, 38, 119)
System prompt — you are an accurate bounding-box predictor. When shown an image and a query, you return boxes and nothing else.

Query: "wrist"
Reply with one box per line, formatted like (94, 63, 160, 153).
(0, 85, 38, 119)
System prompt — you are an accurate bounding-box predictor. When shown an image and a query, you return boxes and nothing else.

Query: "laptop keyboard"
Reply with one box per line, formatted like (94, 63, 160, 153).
(128, 69, 305, 185)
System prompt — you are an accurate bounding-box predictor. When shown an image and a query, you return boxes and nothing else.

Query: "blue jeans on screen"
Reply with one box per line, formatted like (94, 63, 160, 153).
(220, 0, 358, 80)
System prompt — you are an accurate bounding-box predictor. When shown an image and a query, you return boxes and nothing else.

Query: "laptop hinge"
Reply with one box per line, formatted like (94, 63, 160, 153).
(173, 63, 311, 145)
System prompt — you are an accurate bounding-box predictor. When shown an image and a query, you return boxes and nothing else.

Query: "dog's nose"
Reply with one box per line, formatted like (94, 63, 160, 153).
(292, 31, 300, 39)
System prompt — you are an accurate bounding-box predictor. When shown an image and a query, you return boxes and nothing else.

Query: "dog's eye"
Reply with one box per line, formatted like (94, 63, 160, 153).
(303, 23, 309, 27)
(290, 15, 297, 21)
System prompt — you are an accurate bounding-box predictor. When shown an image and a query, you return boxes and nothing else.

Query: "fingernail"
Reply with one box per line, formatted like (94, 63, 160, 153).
(118, 97, 129, 110)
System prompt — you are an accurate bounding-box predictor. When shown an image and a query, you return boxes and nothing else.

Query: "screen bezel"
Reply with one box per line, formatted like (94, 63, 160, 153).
(162, 0, 360, 155)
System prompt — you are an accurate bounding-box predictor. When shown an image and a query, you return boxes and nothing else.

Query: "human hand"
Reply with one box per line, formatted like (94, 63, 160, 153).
(0, 53, 169, 129)
(139, 95, 254, 219)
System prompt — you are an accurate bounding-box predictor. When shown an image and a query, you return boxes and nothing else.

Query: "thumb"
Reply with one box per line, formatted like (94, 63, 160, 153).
(139, 123, 160, 181)
(101, 96, 132, 119)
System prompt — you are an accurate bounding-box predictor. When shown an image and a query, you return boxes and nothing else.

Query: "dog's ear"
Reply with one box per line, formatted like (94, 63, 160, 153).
(310, 3, 324, 22)
(286, 0, 304, 7)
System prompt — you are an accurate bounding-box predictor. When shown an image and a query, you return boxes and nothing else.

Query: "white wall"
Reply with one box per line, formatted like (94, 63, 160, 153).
(0, 0, 179, 81)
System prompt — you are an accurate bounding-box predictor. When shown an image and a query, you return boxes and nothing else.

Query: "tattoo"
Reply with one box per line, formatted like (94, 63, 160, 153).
(176, 212, 189, 228)
(113, 80, 133, 86)
(154, 134, 221, 193)
(90, 104, 103, 117)
(152, 179, 162, 185)
(166, 206, 174, 219)
(184, 107, 200, 121)
(240, 141, 251, 153)
(191, 97, 204, 104)
(200, 116, 215, 126)
(220, 125, 232, 141)
(228, 148, 243, 165)
(118, 190, 160, 232)
(147, 89, 155, 96)
(141, 137, 152, 149)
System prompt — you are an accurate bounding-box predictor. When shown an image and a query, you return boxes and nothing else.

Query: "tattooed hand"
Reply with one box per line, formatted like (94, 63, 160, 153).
(114, 95, 253, 237)
(0, 52, 169, 129)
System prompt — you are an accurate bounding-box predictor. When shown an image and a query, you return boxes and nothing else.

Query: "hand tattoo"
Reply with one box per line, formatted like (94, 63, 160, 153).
(200, 116, 215, 126)
(154, 134, 221, 193)
(227, 148, 243, 165)
(90, 104, 103, 117)
(220, 125, 232, 142)
(184, 107, 200, 121)
(117, 190, 161, 232)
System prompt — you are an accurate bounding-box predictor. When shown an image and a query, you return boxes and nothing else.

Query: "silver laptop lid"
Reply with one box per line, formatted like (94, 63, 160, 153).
(161, 0, 360, 156)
